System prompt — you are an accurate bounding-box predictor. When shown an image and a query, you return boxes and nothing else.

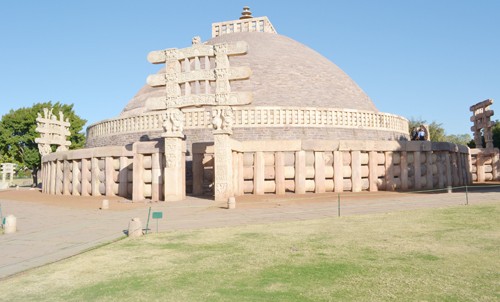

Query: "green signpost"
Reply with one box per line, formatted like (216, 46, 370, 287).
(152, 211, 163, 233)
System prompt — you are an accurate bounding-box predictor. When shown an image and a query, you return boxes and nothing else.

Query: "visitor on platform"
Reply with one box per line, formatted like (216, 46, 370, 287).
(418, 128, 426, 141)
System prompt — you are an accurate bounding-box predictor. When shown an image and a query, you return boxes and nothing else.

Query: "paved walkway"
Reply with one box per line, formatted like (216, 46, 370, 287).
(0, 188, 499, 279)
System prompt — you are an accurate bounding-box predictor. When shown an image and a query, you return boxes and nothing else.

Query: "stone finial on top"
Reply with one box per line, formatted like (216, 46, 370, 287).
(192, 36, 201, 45)
(240, 6, 253, 19)
(211, 7, 277, 37)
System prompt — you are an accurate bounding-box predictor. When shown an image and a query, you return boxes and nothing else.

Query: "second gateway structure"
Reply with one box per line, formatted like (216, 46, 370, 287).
(41, 8, 471, 201)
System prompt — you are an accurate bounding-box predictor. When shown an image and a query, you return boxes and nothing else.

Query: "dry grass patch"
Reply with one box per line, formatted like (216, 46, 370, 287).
(0, 202, 499, 301)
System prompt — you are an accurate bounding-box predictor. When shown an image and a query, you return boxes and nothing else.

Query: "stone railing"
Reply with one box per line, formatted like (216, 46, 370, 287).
(192, 140, 472, 196)
(212, 16, 276, 37)
(40, 142, 166, 201)
(470, 148, 500, 182)
(87, 107, 409, 139)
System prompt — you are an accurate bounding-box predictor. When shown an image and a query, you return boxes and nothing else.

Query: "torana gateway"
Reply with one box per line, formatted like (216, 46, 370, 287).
(39, 8, 473, 202)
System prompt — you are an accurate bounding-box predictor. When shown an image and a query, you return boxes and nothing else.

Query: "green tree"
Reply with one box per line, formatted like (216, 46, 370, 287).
(0, 102, 86, 185)
(444, 133, 473, 146)
(491, 120, 500, 148)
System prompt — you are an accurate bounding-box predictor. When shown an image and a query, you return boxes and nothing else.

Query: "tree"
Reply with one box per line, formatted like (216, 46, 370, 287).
(444, 133, 473, 146)
(492, 120, 500, 148)
(0, 102, 86, 185)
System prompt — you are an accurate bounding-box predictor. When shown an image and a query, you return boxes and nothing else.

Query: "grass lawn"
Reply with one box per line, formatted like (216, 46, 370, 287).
(1, 203, 498, 301)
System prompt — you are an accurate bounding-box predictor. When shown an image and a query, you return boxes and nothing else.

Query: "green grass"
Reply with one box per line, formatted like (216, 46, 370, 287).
(1, 203, 499, 301)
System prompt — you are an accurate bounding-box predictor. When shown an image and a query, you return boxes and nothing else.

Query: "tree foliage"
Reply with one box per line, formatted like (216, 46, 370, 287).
(0, 102, 86, 183)
(491, 120, 500, 149)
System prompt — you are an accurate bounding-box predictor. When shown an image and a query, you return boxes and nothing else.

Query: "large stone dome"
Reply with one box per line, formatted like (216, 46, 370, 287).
(120, 32, 378, 117)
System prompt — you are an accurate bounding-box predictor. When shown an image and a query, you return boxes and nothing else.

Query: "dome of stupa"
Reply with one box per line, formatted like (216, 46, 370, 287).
(121, 31, 377, 117)
(86, 8, 408, 148)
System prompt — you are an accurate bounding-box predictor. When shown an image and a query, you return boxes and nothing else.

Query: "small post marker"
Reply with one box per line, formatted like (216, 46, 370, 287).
(101, 199, 109, 210)
(4, 214, 17, 234)
(152, 211, 163, 233)
(128, 218, 142, 237)
(227, 197, 236, 209)
(447, 186, 452, 194)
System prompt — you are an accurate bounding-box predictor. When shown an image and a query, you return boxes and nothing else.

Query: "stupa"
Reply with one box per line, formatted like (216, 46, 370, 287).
(38, 8, 471, 202)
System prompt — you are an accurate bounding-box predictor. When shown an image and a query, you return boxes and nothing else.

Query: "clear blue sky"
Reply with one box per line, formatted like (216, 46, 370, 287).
(1, 0, 499, 136)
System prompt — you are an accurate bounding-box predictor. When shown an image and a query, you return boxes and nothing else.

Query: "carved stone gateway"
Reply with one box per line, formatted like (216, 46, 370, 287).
(144, 35, 252, 201)
(35, 108, 71, 156)
(470, 99, 495, 149)
(1, 163, 16, 184)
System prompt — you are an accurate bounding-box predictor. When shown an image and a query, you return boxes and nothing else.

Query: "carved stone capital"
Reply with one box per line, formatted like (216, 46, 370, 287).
(162, 108, 185, 138)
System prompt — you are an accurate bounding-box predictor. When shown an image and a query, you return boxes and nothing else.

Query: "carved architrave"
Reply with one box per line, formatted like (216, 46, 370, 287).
(145, 41, 252, 111)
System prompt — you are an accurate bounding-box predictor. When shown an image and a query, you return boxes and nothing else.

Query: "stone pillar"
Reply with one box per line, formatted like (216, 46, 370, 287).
(426, 151, 433, 189)
(385, 152, 394, 191)
(457, 152, 464, 185)
(237, 152, 244, 196)
(437, 153, 445, 189)
(414, 152, 421, 190)
(232, 151, 239, 195)
(118, 157, 129, 198)
(333, 151, 343, 193)
(192, 152, 204, 195)
(62, 160, 70, 195)
(452, 153, 460, 186)
(213, 133, 233, 202)
(351, 151, 362, 192)
(71, 160, 79, 196)
(314, 152, 325, 193)
(368, 151, 378, 192)
(105, 157, 115, 196)
(294, 150, 306, 194)
(445, 153, 452, 187)
(275, 152, 286, 195)
(254, 151, 265, 194)
(91, 157, 100, 196)
(132, 153, 145, 201)
(151, 152, 162, 202)
(163, 136, 186, 201)
(400, 151, 408, 190)
(55, 160, 63, 195)
(81, 159, 90, 196)
(41, 162, 46, 193)
(50, 161, 56, 195)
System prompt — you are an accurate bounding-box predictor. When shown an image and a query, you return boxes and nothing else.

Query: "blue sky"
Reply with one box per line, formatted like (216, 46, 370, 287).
(0, 0, 498, 135)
